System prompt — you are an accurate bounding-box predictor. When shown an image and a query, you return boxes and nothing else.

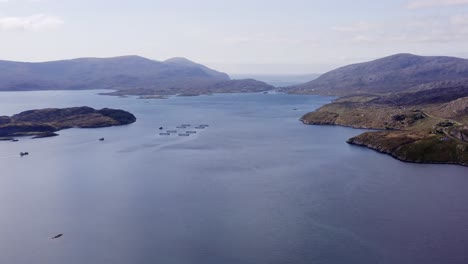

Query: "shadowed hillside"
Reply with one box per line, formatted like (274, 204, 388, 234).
(0, 56, 274, 95)
(287, 54, 468, 96)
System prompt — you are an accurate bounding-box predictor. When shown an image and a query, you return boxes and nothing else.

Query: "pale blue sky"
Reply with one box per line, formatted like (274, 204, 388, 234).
(1, 0, 468, 73)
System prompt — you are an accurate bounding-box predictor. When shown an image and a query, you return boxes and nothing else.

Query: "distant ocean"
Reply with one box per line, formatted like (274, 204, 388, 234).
(229, 73, 321, 87)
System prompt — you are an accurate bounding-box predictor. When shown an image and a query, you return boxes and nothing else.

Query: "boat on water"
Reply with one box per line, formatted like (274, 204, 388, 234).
(20, 152, 29, 156)
(99, 138, 105, 141)
(51, 234, 63, 239)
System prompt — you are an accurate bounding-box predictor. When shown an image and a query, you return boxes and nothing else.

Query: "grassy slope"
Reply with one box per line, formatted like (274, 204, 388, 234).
(302, 93, 468, 166)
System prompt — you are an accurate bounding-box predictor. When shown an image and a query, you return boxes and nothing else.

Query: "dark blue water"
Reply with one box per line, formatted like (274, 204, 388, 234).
(0, 91, 467, 264)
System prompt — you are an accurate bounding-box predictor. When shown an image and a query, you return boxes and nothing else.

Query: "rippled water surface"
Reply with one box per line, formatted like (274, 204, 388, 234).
(0, 91, 467, 264)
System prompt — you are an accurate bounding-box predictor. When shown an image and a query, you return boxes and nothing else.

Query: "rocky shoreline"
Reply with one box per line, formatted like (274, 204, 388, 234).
(347, 132, 468, 167)
(300, 94, 468, 167)
(0, 107, 136, 139)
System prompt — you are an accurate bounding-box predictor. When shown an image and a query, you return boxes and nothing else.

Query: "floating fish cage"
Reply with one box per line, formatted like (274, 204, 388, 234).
(186, 131, 197, 134)
(178, 134, 190, 137)
(181, 124, 191, 126)
(167, 130, 177, 133)
(159, 133, 171, 136)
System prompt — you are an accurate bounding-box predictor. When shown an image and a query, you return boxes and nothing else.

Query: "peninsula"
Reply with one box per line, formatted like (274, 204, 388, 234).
(291, 54, 468, 166)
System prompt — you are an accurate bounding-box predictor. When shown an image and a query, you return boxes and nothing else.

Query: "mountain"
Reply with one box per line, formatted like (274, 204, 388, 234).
(287, 53, 468, 96)
(0, 56, 273, 95)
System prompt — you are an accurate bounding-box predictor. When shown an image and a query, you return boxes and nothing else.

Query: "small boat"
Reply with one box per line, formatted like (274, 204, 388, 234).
(99, 138, 105, 141)
(51, 234, 63, 239)
(159, 127, 163, 130)
(12, 139, 19, 142)
(178, 133, 190, 137)
(20, 152, 29, 156)
(159, 133, 170, 136)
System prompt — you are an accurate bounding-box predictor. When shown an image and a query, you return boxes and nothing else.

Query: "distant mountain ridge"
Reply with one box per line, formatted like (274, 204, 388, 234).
(0, 55, 273, 95)
(287, 53, 468, 96)
(0, 55, 229, 91)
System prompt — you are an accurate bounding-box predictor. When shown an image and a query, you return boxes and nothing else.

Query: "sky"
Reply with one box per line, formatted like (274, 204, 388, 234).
(0, 0, 468, 74)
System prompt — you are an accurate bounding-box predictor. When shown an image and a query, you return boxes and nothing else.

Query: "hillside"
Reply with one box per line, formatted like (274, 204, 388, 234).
(298, 53, 468, 166)
(0, 56, 274, 95)
(287, 53, 468, 96)
(301, 90, 468, 166)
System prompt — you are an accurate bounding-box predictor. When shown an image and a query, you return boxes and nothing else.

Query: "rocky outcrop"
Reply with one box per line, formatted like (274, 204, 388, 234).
(0, 107, 136, 138)
(347, 131, 468, 166)
(301, 89, 468, 166)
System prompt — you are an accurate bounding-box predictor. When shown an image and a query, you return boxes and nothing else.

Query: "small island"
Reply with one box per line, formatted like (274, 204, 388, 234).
(0, 106, 136, 138)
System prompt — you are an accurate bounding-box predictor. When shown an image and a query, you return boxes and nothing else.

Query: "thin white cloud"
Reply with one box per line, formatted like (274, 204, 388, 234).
(451, 14, 468, 25)
(333, 14, 468, 44)
(0, 0, 48, 2)
(0, 14, 63, 31)
(407, 0, 468, 9)
(222, 33, 319, 47)
(352, 35, 376, 43)
(331, 21, 376, 33)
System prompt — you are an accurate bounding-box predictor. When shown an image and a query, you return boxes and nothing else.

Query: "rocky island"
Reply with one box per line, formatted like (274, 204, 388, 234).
(292, 54, 468, 166)
(0, 107, 136, 138)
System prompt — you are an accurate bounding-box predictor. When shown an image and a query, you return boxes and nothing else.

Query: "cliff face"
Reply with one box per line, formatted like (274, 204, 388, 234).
(0, 107, 136, 137)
